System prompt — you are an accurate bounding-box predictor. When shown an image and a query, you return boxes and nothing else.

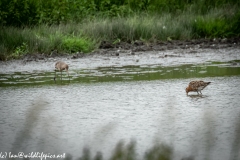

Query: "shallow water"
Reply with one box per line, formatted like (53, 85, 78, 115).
(1, 50, 240, 160)
(0, 60, 240, 87)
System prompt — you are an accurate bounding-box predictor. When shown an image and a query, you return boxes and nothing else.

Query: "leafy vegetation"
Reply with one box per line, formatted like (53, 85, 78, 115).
(12, 42, 29, 59)
(0, 0, 239, 60)
(61, 36, 95, 53)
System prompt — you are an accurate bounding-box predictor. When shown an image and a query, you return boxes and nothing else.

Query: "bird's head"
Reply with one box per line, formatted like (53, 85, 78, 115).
(65, 64, 69, 71)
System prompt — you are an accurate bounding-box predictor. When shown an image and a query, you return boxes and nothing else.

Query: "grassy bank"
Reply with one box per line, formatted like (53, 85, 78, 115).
(0, 3, 239, 60)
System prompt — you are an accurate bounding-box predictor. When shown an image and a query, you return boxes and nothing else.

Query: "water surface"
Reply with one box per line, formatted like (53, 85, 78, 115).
(0, 57, 240, 160)
(0, 60, 240, 87)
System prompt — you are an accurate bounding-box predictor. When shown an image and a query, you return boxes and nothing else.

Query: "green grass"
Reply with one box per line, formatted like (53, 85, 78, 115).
(80, 13, 192, 43)
(191, 6, 239, 38)
(0, 25, 97, 60)
(61, 36, 95, 53)
(0, 4, 239, 60)
(67, 5, 239, 42)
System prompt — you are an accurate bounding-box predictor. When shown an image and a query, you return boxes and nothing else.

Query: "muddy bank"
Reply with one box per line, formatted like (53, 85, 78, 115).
(21, 37, 240, 61)
(99, 37, 240, 51)
(0, 38, 240, 73)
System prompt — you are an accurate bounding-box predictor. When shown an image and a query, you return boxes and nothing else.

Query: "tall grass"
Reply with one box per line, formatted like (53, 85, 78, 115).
(0, 25, 96, 60)
(63, 4, 239, 42)
(80, 14, 183, 42)
(0, 3, 239, 60)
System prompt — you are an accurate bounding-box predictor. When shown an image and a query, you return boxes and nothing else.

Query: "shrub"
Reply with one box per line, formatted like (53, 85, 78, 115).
(61, 36, 95, 53)
(12, 42, 29, 59)
(231, 10, 240, 36)
(192, 17, 230, 38)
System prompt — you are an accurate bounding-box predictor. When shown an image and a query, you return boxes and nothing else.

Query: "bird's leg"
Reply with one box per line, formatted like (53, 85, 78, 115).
(54, 71, 56, 83)
(197, 91, 199, 95)
(61, 71, 62, 82)
(199, 90, 202, 94)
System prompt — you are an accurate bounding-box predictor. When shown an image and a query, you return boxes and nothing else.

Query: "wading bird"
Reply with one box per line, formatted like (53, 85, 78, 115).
(54, 61, 70, 82)
(186, 80, 211, 95)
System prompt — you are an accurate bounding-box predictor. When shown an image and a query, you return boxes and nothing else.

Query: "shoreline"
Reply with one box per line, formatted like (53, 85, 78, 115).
(23, 37, 240, 60)
(0, 38, 240, 74)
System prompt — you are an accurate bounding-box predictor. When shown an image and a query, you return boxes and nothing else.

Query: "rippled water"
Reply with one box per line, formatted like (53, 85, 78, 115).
(1, 60, 240, 87)
(1, 58, 240, 160)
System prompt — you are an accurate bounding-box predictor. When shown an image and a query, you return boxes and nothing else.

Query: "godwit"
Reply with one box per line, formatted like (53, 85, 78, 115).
(186, 80, 211, 95)
(54, 61, 70, 82)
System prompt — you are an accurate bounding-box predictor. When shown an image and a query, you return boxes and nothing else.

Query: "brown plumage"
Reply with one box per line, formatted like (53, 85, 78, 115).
(186, 80, 211, 95)
(54, 61, 69, 82)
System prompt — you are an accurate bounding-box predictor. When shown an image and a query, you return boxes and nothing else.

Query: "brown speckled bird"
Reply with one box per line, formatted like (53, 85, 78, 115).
(186, 81, 211, 95)
(54, 61, 69, 82)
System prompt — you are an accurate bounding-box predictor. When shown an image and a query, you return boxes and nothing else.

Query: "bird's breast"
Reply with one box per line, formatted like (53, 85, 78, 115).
(197, 86, 205, 90)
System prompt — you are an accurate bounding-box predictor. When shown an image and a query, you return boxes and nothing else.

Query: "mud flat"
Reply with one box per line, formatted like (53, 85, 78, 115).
(0, 38, 239, 73)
